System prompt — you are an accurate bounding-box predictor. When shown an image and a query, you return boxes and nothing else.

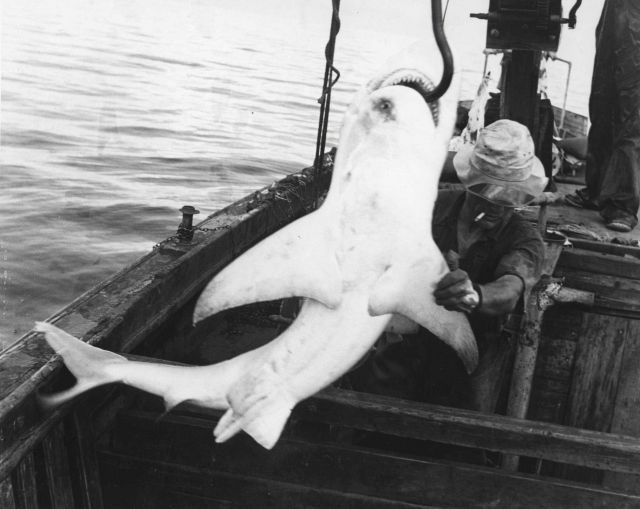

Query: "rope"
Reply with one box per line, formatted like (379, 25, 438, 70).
(313, 0, 341, 183)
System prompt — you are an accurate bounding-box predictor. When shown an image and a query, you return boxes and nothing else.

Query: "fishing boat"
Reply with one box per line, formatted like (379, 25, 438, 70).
(2, 1, 640, 507)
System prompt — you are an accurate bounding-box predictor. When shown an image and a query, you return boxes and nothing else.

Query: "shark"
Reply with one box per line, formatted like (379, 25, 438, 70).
(36, 41, 477, 450)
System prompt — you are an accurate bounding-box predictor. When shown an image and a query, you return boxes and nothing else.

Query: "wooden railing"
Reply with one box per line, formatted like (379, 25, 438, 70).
(98, 386, 640, 508)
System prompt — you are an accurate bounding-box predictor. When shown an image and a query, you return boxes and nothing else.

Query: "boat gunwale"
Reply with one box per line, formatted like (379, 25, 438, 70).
(0, 159, 334, 482)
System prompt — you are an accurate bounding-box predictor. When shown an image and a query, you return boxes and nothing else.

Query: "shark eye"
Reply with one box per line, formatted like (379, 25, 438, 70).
(376, 98, 393, 112)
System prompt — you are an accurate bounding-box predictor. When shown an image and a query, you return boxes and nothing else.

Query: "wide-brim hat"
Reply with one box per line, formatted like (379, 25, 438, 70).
(453, 119, 548, 207)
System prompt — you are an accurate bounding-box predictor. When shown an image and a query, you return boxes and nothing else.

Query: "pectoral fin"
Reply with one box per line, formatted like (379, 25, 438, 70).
(194, 211, 342, 323)
(368, 252, 478, 373)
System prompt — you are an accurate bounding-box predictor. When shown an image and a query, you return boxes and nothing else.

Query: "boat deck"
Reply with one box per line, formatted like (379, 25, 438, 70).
(523, 181, 640, 247)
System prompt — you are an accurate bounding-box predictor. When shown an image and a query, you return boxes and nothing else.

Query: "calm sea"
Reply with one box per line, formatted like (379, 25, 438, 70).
(1, 0, 603, 349)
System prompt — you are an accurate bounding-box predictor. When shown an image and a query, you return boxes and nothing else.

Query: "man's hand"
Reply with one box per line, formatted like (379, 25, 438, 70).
(434, 250, 481, 313)
(434, 269, 480, 313)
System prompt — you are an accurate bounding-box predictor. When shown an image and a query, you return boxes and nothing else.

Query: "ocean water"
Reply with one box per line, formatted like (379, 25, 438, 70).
(1, 0, 603, 349)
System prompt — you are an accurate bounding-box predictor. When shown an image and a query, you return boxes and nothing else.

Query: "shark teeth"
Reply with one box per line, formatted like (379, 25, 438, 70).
(367, 68, 439, 124)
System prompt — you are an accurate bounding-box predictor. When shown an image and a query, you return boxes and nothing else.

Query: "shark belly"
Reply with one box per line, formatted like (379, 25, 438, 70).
(213, 292, 390, 448)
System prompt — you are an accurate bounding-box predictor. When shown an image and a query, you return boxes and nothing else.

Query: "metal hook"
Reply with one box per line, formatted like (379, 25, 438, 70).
(422, 0, 454, 103)
(568, 0, 582, 29)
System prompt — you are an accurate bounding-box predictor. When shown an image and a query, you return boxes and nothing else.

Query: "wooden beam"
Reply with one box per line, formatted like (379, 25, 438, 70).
(13, 453, 38, 509)
(42, 422, 76, 509)
(67, 409, 104, 509)
(559, 249, 640, 280)
(97, 351, 640, 476)
(559, 313, 630, 483)
(603, 319, 640, 494)
(554, 267, 640, 316)
(100, 451, 429, 509)
(295, 388, 640, 474)
(0, 477, 16, 509)
(109, 375, 640, 475)
(100, 421, 640, 509)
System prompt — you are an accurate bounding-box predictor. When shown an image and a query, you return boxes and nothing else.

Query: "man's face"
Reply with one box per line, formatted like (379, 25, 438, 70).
(464, 192, 513, 231)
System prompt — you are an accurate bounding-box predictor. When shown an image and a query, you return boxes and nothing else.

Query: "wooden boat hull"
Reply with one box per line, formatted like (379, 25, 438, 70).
(2, 148, 640, 508)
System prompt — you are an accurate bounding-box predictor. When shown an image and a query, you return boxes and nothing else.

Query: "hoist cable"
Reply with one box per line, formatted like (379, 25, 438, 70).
(314, 0, 341, 173)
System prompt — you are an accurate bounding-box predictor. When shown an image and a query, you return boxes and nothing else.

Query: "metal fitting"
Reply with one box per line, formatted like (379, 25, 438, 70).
(177, 205, 200, 242)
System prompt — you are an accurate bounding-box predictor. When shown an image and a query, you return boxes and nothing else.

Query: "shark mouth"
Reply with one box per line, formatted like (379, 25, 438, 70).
(367, 68, 439, 125)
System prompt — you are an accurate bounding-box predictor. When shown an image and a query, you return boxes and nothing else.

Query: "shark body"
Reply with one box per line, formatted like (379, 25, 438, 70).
(37, 43, 477, 450)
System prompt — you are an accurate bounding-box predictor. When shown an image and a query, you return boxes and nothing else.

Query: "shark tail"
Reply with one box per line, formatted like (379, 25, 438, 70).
(34, 322, 127, 407)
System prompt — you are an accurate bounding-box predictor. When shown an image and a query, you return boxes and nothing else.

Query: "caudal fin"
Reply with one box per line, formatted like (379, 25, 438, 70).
(34, 322, 127, 406)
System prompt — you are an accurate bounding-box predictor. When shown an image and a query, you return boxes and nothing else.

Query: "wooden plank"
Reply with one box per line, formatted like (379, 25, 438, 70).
(0, 477, 16, 509)
(100, 452, 432, 509)
(604, 319, 640, 494)
(114, 371, 640, 476)
(99, 439, 640, 509)
(541, 305, 583, 343)
(42, 422, 76, 509)
(555, 267, 640, 293)
(561, 313, 630, 483)
(0, 398, 76, 482)
(296, 388, 640, 474)
(526, 306, 582, 426)
(535, 339, 577, 380)
(13, 453, 38, 509)
(554, 267, 640, 316)
(98, 346, 640, 477)
(552, 105, 589, 137)
(557, 238, 640, 259)
(558, 248, 640, 280)
(565, 313, 628, 430)
(66, 410, 104, 509)
(112, 352, 640, 476)
(528, 333, 577, 426)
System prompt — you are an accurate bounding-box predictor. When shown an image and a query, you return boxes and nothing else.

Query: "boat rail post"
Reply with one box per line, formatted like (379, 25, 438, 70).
(502, 273, 595, 472)
(176, 205, 200, 243)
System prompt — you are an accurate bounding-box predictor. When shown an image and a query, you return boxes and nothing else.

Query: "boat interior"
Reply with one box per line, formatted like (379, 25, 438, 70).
(2, 146, 640, 507)
(2, 0, 640, 507)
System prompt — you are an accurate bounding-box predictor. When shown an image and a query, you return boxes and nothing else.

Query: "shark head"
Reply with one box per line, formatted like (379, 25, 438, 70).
(361, 40, 458, 133)
(328, 41, 460, 213)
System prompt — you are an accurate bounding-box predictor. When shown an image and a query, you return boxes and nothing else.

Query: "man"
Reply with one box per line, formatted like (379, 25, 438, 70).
(347, 119, 546, 414)
(565, 0, 640, 232)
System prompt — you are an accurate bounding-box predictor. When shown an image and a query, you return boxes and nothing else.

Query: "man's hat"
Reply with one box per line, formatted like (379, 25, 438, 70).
(453, 119, 548, 207)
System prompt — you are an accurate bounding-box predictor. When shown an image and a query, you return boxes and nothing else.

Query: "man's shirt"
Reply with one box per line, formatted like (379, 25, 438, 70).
(432, 189, 545, 338)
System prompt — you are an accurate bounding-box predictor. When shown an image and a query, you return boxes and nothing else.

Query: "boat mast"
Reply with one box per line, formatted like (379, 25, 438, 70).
(470, 0, 581, 138)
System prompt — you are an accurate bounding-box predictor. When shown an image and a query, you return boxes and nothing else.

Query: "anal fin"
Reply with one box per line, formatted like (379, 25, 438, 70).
(213, 363, 294, 449)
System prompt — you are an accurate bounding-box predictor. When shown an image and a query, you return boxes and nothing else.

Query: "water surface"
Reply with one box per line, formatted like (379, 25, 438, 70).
(1, 0, 603, 348)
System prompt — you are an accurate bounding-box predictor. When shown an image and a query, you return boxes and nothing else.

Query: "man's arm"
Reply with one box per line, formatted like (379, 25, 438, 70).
(434, 270, 523, 316)
(475, 274, 523, 315)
